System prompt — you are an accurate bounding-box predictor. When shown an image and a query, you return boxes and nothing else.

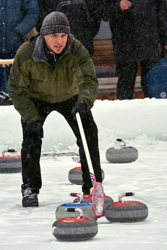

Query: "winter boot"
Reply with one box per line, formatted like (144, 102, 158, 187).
(22, 188, 39, 207)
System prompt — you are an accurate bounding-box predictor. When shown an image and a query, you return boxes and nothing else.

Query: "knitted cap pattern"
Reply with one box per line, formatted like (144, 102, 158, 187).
(40, 11, 70, 36)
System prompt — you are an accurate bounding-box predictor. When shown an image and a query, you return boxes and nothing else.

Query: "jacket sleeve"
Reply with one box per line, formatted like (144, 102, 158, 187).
(85, 0, 103, 38)
(102, 0, 122, 22)
(71, 40, 99, 109)
(8, 46, 41, 124)
(14, 0, 39, 37)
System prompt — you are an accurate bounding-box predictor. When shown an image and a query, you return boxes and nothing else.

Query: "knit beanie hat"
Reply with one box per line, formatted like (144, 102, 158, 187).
(40, 11, 70, 36)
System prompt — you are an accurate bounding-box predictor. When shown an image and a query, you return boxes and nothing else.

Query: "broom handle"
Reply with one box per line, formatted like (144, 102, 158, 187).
(76, 112, 94, 174)
(76, 114, 104, 219)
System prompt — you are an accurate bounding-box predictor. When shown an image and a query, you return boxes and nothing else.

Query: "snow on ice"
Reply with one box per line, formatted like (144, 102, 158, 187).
(0, 98, 167, 250)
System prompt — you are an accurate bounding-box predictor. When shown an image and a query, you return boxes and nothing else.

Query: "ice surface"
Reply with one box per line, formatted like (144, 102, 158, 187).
(0, 98, 167, 249)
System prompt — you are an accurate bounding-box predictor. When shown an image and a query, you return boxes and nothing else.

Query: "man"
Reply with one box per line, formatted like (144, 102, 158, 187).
(102, 0, 167, 99)
(8, 12, 102, 207)
(0, 0, 39, 104)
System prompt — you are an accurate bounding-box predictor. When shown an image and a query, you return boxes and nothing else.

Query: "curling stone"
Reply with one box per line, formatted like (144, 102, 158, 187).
(72, 193, 113, 216)
(105, 192, 148, 223)
(52, 208, 98, 241)
(106, 139, 138, 163)
(68, 166, 105, 185)
(56, 193, 97, 221)
(0, 149, 22, 173)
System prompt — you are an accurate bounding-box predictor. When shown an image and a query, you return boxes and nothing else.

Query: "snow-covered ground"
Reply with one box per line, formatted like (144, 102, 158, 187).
(0, 98, 167, 250)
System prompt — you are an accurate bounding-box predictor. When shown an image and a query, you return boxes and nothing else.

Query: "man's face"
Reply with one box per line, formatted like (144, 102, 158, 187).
(44, 33, 68, 54)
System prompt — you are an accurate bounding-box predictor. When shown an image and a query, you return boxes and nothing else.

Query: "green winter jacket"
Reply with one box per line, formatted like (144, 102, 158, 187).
(8, 34, 98, 124)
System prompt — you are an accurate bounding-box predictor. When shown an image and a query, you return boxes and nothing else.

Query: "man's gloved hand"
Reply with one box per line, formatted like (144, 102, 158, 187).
(71, 102, 88, 120)
(26, 120, 43, 139)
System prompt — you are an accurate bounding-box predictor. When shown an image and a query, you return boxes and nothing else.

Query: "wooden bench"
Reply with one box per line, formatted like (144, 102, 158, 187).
(92, 39, 115, 67)
(92, 39, 144, 100)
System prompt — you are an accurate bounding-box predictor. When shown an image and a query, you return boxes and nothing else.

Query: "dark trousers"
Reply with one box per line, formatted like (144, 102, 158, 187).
(0, 51, 16, 93)
(21, 96, 102, 194)
(116, 59, 154, 100)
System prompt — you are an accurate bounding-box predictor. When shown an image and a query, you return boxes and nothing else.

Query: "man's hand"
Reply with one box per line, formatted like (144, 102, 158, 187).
(120, 0, 132, 11)
(71, 102, 88, 120)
